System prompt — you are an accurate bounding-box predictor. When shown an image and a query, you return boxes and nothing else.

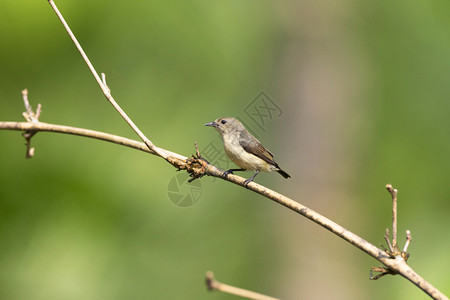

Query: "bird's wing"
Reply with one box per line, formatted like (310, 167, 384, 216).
(239, 131, 279, 167)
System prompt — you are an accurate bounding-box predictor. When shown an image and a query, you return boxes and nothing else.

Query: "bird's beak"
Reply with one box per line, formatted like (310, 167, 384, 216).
(204, 121, 217, 127)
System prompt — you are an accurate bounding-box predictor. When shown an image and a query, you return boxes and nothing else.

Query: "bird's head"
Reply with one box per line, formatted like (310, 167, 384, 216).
(204, 117, 242, 135)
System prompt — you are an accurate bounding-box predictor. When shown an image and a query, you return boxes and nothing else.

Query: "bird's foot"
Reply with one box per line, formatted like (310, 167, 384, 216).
(243, 178, 253, 186)
(243, 171, 259, 186)
(222, 169, 246, 179)
(222, 169, 234, 178)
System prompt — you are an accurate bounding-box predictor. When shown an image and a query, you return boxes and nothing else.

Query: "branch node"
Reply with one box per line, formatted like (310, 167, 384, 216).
(21, 89, 41, 158)
(401, 230, 412, 261)
(185, 142, 209, 182)
(385, 183, 398, 197)
(101, 73, 111, 95)
(205, 271, 219, 291)
(22, 89, 42, 123)
(370, 266, 397, 280)
(372, 184, 412, 278)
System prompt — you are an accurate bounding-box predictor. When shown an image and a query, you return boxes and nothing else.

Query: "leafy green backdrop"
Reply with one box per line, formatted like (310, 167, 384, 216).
(1, 1, 449, 299)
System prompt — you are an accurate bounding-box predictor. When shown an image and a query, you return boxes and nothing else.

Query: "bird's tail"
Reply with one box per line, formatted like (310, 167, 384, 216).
(277, 169, 291, 179)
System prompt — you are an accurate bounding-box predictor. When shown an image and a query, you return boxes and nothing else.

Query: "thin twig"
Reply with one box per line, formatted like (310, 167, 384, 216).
(386, 184, 398, 248)
(22, 89, 31, 120)
(21, 89, 40, 158)
(371, 185, 415, 284)
(22, 89, 41, 123)
(384, 185, 411, 261)
(101, 73, 111, 94)
(384, 228, 394, 253)
(206, 272, 279, 300)
(403, 230, 412, 253)
(47, 0, 167, 160)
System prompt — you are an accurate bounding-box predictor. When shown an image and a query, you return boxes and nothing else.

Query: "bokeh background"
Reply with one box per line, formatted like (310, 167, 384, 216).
(1, 1, 449, 299)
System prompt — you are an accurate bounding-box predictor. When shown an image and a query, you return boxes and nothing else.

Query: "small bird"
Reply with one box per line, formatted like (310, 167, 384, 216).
(204, 117, 291, 184)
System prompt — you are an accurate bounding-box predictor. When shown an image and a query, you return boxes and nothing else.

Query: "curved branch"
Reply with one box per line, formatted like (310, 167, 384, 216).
(1, 120, 447, 299)
(210, 168, 446, 299)
(0, 121, 186, 163)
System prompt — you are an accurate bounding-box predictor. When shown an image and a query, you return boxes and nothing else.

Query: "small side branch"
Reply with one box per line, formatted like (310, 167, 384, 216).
(371, 185, 412, 281)
(386, 184, 398, 248)
(22, 89, 42, 123)
(383, 184, 411, 261)
(384, 228, 394, 253)
(205, 271, 279, 300)
(21, 89, 41, 158)
(403, 230, 412, 253)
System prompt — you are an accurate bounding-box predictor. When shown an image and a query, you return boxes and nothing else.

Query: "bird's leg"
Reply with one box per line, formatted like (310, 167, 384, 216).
(223, 168, 246, 178)
(244, 170, 260, 185)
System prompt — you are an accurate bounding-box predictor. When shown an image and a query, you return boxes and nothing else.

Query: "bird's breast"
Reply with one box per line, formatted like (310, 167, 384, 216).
(222, 133, 272, 172)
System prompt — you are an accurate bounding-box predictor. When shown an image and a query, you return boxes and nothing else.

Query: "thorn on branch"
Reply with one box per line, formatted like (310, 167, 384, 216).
(21, 89, 42, 158)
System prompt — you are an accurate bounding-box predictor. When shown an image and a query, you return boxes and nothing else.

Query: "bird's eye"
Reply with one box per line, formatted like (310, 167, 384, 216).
(221, 120, 227, 124)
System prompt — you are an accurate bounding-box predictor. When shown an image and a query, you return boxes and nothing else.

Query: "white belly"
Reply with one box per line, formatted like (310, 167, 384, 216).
(222, 133, 273, 172)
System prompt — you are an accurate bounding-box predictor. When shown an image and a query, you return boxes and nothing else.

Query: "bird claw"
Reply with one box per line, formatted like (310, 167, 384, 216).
(222, 170, 233, 178)
(243, 179, 253, 186)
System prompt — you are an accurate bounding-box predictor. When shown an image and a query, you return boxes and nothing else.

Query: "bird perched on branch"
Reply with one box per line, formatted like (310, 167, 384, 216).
(204, 117, 291, 185)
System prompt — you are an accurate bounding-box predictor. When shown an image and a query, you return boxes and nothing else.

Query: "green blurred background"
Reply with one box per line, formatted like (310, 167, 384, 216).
(1, 0, 449, 299)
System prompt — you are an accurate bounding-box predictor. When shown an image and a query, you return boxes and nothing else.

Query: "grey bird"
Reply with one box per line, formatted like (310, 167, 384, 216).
(204, 117, 291, 184)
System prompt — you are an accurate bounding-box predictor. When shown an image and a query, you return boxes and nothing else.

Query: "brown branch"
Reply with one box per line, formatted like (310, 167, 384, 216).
(206, 271, 279, 300)
(7, 101, 433, 299)
(0, 121, 154, 155)
(2, 100, 447, 300)
(0, 121, 187, 166)
(4, 105, 447, 299)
